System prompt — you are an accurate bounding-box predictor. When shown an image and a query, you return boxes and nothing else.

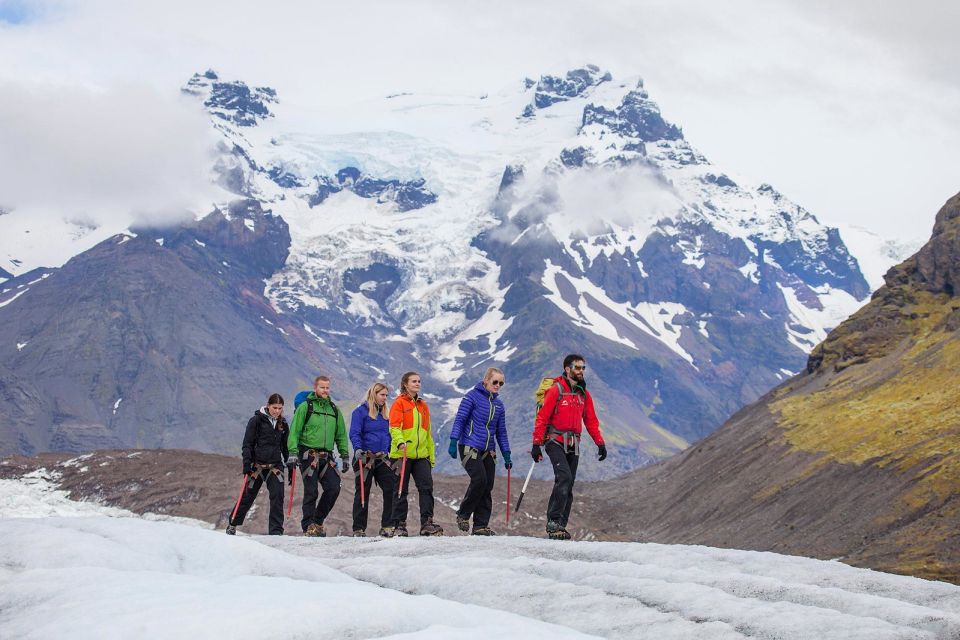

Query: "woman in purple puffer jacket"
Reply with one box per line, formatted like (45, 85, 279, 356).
(448, 367, 511, 535)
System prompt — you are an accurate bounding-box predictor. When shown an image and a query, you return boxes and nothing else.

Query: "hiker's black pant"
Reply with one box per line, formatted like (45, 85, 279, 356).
(546, 440, 579, 527)
(391, 457, 434, 527)
(457, 446, 496, 528)
(352, 457, 396, 531)
(230, 469, 285, 535)
(299, 458, 341, 531)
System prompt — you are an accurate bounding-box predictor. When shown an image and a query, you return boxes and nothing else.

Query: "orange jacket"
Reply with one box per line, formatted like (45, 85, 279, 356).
(388, 394, 435, 466)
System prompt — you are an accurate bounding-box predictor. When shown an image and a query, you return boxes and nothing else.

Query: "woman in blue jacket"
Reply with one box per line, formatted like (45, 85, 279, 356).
(448, 367, 511, 535)
(350, 382, 397, 537)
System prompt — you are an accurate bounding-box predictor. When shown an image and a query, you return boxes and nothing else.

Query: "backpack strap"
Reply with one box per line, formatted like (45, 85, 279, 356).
(545, 381, 583, 451)
(304, 398, 315, 429)
(304, 399, 339, 425)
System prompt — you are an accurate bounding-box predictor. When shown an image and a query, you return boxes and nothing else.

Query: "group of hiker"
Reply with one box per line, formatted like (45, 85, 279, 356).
(226, 354, 606, 540)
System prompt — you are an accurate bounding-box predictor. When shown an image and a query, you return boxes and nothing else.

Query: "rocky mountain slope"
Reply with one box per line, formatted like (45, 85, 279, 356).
(586, 192, 960, 582)
(1, 67, 879, 478)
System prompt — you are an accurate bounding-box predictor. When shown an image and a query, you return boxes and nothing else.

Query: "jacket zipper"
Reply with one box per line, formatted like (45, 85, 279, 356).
(415, 399, 421, 456)
(483, 393, 494, 450)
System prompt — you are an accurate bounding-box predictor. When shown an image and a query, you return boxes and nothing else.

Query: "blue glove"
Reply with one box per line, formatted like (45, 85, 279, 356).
(448, 438, 458, 459)
(503, 452, 512, 470)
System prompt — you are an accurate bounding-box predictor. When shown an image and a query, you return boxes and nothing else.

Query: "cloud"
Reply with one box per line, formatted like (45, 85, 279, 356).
(0, 0, 956, 239)
(0, 81, 219, 227)
(494, 163, 682, 244)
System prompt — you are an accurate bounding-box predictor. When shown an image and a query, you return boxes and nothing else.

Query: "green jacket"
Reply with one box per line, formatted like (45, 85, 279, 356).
(287, 393, 348, 458)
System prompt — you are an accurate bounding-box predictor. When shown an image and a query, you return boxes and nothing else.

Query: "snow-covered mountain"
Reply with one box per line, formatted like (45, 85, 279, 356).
(836, 224, 923, 291)
(0, 67, 898, 477)
(3, 474, 959, 639)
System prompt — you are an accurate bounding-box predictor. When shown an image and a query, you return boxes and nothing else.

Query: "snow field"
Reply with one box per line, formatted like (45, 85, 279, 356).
(2, 474, 960, 639)
(0, 477, 590, 639)
(266, 536, 960, 640)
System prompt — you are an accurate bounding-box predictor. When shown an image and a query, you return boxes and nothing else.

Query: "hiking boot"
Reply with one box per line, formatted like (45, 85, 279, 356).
(419, 520, 444, 536)
(393, 523, 409, 537)
(225, 524, 237, 535)
(378, 527, 394, 538)
(546, 520, 570, 540)
(352, 529, 366, 537)
(456, 515, 470, 532)
(305, 523, 326, 537)
(471, 527, 496, 536)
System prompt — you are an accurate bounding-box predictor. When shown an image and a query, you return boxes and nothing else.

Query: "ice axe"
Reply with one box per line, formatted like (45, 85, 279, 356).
(286, 465, 297, 518)
(397, 444, 409, 497)
(506, 467, 512, 524)
(230, 473, 250, 523)
(358, 454, 366, 508)
(515, 461, 537, 513)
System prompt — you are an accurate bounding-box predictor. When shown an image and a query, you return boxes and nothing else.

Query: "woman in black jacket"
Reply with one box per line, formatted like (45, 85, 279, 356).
(226, 393, 289, 535)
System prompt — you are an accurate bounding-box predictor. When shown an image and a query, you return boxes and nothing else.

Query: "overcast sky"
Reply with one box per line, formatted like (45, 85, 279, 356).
(1, 0, 957, 238)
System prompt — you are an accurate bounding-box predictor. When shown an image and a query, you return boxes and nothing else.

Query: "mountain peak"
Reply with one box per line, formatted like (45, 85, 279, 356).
(887, 191, 960, 296)
(522, 64, 612, 116)
(182, 70, 277, 127)
(808, 191, 960, 374)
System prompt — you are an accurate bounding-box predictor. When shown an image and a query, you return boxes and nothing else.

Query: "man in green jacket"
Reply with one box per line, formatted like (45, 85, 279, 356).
(287, 375, 349, 537)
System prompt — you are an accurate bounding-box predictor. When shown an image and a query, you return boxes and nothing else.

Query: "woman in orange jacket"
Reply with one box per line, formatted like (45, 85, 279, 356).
(388, 371, 443, 536)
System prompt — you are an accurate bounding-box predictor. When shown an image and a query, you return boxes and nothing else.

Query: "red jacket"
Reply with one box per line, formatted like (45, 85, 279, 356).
(533, 376, 604, 446)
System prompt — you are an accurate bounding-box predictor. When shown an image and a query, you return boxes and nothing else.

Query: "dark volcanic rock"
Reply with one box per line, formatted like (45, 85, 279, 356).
(527, 65, 611, 113)
(308, 167, 437, 211)
(183, 70, 277, 127)
(0, 202, 360, 457)
(584, 191, 960, 584)
(582, 81, 683, 142)
(809, 192, 960, 374)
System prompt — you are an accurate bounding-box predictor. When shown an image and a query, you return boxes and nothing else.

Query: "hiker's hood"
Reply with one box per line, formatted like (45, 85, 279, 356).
(473, 381, 498, 399)
(257, 406, 283, 424)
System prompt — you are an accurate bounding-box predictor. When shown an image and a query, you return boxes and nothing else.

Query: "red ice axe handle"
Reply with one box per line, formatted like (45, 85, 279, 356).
(230, 474, 249, 522)
(397, 446, 409, 497)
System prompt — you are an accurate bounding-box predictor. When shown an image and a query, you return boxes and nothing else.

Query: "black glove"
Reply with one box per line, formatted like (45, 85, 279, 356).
(341, 459, 350, 474)
(242, 463, 252, 475)
(597, 444, 607, 462)
(531, 444, 543, 462)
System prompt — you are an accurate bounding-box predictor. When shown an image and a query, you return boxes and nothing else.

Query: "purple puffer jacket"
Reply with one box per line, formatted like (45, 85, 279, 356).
(450, 382, 509, 454)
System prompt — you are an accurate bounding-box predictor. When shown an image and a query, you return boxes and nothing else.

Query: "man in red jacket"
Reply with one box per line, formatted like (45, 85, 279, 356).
(532, 353, 607, 540)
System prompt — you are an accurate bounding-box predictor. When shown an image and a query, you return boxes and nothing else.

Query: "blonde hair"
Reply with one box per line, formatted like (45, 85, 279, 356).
(483, 367, 504, 382)
(365, 382, 390, 419)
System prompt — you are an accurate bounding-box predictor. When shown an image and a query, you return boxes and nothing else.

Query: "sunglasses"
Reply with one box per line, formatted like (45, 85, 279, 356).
(571, 365, 586, 371)
(490, 380, 505, 387)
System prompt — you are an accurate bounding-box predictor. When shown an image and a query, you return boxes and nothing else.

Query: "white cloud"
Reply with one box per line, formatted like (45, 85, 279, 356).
(0, 81, 219, 227)
(0, 0, 956, 239)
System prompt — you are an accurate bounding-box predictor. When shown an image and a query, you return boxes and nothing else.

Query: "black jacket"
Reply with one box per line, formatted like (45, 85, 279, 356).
(241, 408, 290, 473)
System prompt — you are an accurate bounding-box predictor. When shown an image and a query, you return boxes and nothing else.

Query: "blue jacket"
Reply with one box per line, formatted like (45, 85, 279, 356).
(349, 403, 391, 453)
(450, 382, 510, 454)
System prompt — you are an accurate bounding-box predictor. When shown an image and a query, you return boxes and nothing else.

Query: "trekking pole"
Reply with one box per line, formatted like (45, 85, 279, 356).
(286, 466, 297, 517)
(397, 446, 409, 497)
(506, 467, 512, 525)
(358, 455, 366, 508)
(515, 462, 536, 513)
(230, 474, 249, 522)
